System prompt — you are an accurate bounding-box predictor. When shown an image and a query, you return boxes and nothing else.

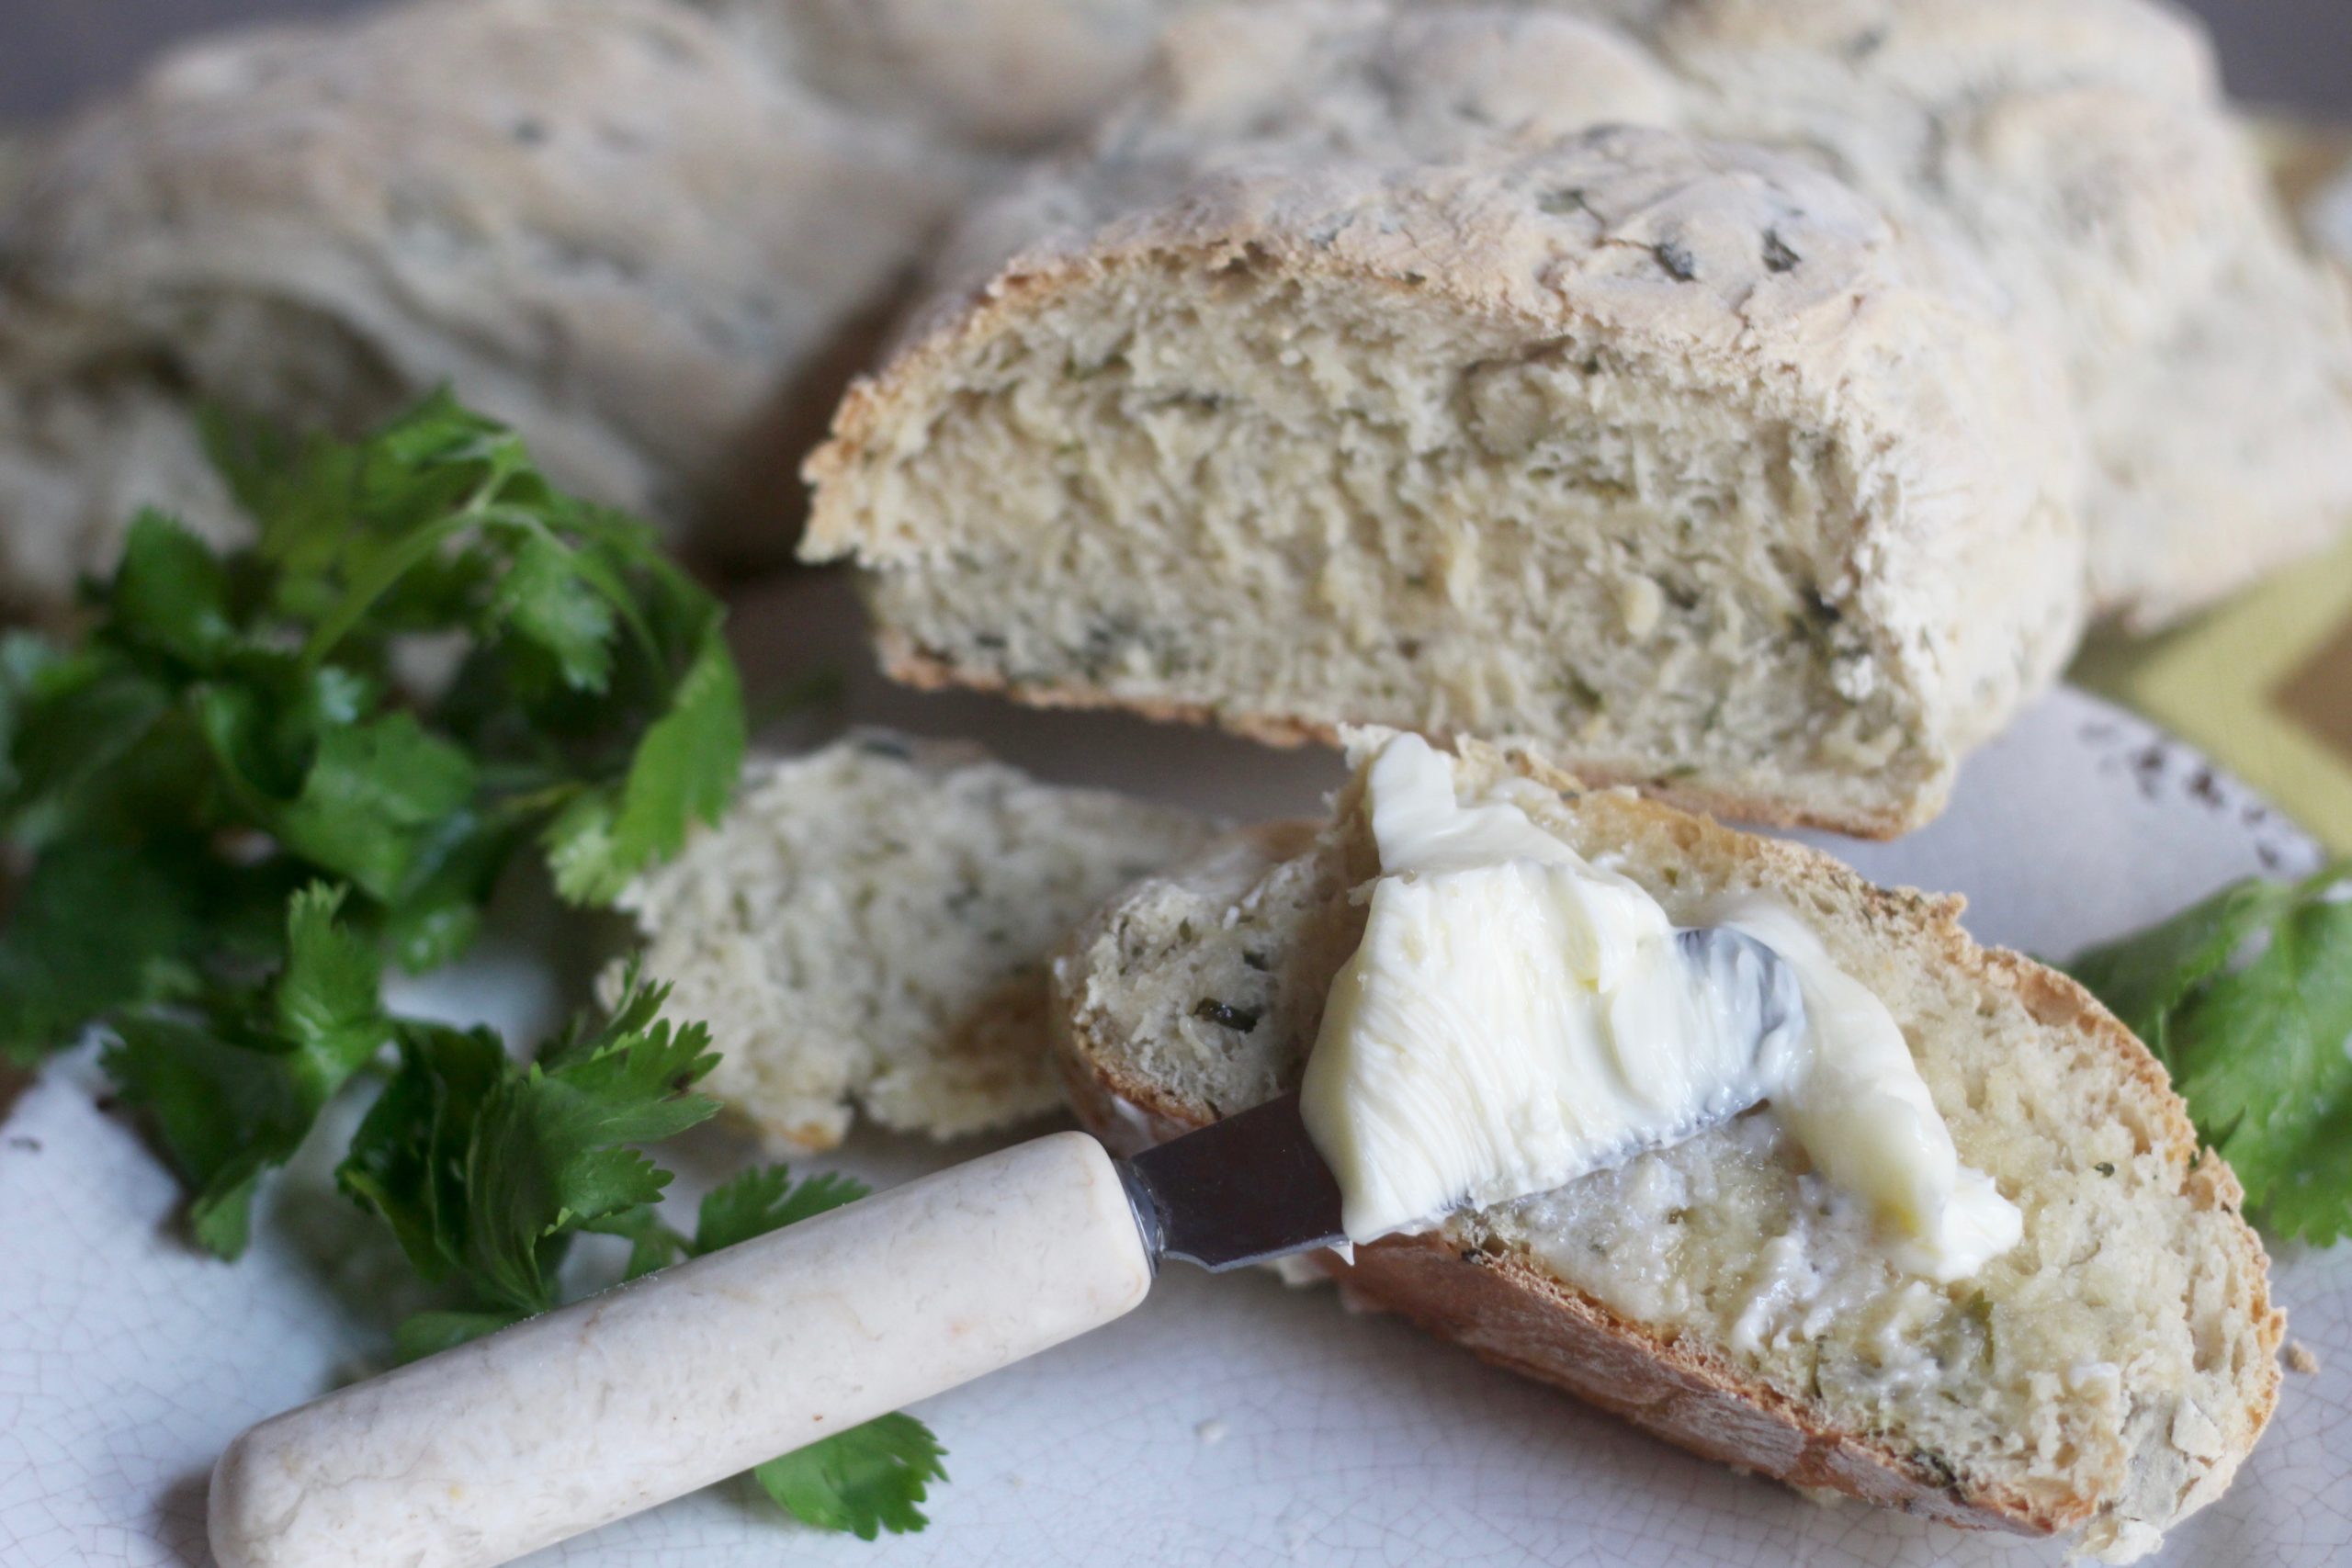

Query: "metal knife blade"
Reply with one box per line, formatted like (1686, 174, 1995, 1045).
(1118, 1091, 1345, 1271)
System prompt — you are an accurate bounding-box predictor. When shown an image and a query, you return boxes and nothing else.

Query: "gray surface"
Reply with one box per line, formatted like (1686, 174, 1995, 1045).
(1, 0, 2347, 127)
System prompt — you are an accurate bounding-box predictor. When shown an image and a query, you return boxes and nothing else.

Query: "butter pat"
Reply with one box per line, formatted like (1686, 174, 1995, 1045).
(1298, 735, 2020, 1282)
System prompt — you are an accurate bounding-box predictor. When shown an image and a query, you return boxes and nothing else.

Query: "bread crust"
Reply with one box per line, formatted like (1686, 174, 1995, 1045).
(1049, 771, 2282, 1551)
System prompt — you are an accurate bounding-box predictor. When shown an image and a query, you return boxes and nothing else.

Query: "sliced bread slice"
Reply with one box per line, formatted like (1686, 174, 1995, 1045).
(1050, 733, 2279, 1562)
(801, 6, 2085, 838)
(614, 733, 1220, 1148)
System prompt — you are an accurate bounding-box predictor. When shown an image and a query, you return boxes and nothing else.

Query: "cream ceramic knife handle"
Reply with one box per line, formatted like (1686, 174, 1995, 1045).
(209, 1132, 1153, 1568)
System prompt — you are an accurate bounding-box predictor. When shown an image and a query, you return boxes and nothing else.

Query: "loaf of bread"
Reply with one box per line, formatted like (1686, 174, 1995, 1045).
(805, 2, 2086, 836)
(1639, 0, 2352, 626)
(804, 1, 2352, 808)
(611, 733, 1219, 1147)
(705, 0, 1197, 151)
(0, 0, 1201, 622)
(1051, 729, 2280, 1562)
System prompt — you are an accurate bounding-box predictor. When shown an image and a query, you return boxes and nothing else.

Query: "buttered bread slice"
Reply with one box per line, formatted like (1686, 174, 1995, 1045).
(1049, 731, 2279, 1562)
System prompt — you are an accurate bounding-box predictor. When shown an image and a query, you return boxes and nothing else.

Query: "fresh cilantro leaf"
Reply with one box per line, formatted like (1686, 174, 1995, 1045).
(339, 976, 718, 1314)
(3, 390, 744, 1257)
(2067, 877, 2302, 1068)
(695, 1164, 872, 1256)
(340, 980, 943, 1540)
(2256, 1099, 2352, 1244)
(102, 886, 390, 1257)
(271, 715, 481, 901)
(543, 620, 744, 905)
(110, 513, 237, 670)
(374, 819, 515, 975)
(460, 1012, 720, 1312)
(0, 391, 857, 1540)
(277, 883, 395, 1066)
(104, 1011, 301, 1257)
(0, 840, 205, 1064)
(391, 1309, 528, 1365)
(752, 1414, 948, 1540)
(581, 1203, 691, 1282)
(494, 535, 616, 694)
(2, 651, 175, 848)
(2070, 867, 2352, 1243)
(340, 1022, 510, 1282)
(2169, 892, 2352, 1243)
(669, 1162, 937, 1538)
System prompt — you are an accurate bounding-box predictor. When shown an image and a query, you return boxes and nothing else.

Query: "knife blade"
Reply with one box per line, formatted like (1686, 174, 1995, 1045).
(1120, 1091, 1345, 1270)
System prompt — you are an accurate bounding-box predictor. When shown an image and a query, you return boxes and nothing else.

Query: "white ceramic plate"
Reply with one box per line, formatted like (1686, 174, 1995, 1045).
(6, 574, 2348, 1568)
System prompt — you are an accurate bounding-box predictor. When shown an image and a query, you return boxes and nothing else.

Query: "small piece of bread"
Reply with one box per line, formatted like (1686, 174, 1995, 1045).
(1050, 732, 2279, 1562)
(613, 733, 1220, 1148)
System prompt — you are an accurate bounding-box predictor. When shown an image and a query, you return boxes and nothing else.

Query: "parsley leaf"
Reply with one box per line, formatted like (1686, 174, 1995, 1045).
(343, 1010, 945, 1539)
(0, 840, 206, 1064)
(0, 391, 745, 1233)
(2069, 867, 2352, 1244)
(695, 1163, 872, 1254)
(103, 886, 392, 1257)
(752, 1415, 949, 1541)
(0, 391, 945, 1542)
(337, 972, 718, 1314)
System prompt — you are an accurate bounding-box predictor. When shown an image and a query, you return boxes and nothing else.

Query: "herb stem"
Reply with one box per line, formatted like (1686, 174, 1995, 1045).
(300, 511, 483, 671)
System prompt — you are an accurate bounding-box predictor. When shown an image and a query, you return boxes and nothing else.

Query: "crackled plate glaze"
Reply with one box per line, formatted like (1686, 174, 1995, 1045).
(5, 573, 2348, 1568)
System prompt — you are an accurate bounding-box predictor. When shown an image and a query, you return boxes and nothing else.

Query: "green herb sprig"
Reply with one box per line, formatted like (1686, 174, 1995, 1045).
(2, 390, 747, 1226)
(2070, 864, 2352, 1245)
(0, 393, 942, 1538)
(340, 966, 946, 1540)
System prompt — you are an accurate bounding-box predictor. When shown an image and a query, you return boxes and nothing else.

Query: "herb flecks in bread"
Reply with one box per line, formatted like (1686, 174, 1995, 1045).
(1051, 733, 2280, 1563)
(615, 734, 1223, 1148)
(808, 110, 2080, 836)
(804, 4, 2090, 836)
(807, 0, 2352, 807)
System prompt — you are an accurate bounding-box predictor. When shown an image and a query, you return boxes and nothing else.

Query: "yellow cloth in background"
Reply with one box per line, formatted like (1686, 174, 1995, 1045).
(2075, 533, 2352, 854)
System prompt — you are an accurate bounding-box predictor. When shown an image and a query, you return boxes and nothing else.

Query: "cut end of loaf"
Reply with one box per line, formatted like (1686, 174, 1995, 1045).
(1049, 735, 2279, 1561)
(805, 122, 2086, 838)
(808, 245, 1970, 836)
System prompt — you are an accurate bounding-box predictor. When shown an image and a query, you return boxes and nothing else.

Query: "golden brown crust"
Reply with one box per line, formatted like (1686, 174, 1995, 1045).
(1049, 752, 2282, 1545)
